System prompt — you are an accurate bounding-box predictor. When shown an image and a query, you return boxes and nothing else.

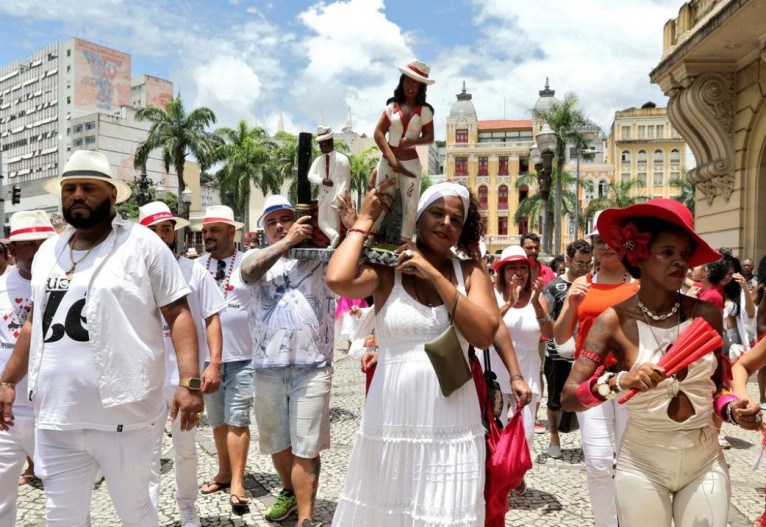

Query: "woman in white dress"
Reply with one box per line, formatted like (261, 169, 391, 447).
(327, 181, 500, 526)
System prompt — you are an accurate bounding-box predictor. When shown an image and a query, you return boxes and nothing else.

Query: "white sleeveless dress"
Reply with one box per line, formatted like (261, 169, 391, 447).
(332, 260, 485, 526)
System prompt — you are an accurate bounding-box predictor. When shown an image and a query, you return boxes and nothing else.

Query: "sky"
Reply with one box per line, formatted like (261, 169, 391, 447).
(0, 0, 683, 140)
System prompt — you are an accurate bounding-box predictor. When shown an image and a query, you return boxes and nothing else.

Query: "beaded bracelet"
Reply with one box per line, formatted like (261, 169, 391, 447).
(536, 314, 552, 324)
(615, 371, 628, 393)
(725, 402, 739, 426)
(578, 348, 604, 365)
(0, 381, 14, 388)
(510, 374, 524, 383)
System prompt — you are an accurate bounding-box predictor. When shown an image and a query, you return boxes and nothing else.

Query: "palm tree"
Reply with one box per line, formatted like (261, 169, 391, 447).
(515, 168, 578, 235)
(214, 120, 278, 230)
(347, 146, 380, 205)
(134, 94, 220, 219)
(583, 178, 651, 227)
(532, 92, 599, 253)
(669, 173, 695, 213)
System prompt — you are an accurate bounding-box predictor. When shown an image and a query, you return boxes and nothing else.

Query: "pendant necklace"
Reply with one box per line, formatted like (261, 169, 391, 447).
(206, 253, 238, 299)
(66, 231, 109, 279)
(639, 304, 681, 398)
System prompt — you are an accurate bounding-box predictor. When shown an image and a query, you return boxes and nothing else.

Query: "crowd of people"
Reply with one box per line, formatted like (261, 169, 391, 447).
(2, 58, 766, 527)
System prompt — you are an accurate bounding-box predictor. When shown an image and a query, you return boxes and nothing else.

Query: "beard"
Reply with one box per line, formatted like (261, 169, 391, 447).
(165, 239, 178, 254)
(63, 197, 113, 229)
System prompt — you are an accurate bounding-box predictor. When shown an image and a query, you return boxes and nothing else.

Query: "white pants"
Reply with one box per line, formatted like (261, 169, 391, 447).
(35, 425, 159, 527)
(616, 425, 729, 527)
(371, 157, 423, 240)
(0, 413, 34, 527)
(149, 387, 198, 508)
(576, 399, 628, 527)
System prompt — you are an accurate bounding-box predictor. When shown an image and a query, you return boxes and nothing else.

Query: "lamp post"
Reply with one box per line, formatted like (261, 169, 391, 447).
(135, 164, 153, 206)
(179, 187, 193, 254)
(573, 147, 599, 240)
(529, 142, 544, 248)
(534, 124, 557, 254)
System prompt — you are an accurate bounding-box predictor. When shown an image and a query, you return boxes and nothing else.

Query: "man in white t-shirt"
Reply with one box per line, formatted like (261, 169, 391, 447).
(0, 150, 203, 526)
(0, 210, 56, 526)
(241, 195, 335, 527)
(194, 205, 253, 514)
(139, 201, 226, 527)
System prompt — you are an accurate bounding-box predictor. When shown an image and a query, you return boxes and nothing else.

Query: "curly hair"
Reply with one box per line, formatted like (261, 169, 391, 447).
(705, 259, 729, 285)
(455, 185, 485, 260)
(567, 239, 592, 258)
(387, 75, 435, 115)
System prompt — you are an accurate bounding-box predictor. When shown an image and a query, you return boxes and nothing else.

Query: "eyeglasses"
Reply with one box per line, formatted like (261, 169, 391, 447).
(215, 259, 226, 282)
(572, 259, 592, 267)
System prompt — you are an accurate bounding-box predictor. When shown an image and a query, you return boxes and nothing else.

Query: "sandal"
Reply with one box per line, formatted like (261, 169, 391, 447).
(200, 479, 231, 494)
(230, 494, 250, 515)
(513, 478, 527, 496)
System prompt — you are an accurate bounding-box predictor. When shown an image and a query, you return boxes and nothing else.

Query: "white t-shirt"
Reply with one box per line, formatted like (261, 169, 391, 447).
(0, 268, 33, 416)
(35, 247, 164, 432)
(197, 252, 251, 363)
(248, 256, 335, 369)
(163, 256, 226, 386)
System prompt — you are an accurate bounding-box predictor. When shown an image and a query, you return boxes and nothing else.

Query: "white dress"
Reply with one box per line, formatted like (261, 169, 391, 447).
(333, 260, 485, 526)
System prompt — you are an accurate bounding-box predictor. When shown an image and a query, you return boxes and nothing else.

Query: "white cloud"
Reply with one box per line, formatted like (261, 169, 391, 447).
(193, 56, 262, 109)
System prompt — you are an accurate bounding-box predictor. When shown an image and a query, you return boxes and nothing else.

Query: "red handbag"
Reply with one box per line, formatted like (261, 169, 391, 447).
(485, 405, 533, 526)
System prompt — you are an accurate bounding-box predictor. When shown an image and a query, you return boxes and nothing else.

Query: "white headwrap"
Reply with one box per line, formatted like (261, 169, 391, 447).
(416, 182, 470, 224)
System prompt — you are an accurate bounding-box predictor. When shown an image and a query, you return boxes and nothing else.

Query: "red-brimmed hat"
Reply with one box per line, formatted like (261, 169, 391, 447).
(492, 246, 534, 272)
(597, 198, 720, 267)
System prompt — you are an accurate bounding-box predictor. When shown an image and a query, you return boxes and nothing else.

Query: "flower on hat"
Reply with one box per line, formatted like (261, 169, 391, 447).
(610, 223, 651, 266)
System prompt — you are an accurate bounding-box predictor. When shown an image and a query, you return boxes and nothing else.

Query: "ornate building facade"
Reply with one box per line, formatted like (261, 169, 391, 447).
(651, 0, 766, 257)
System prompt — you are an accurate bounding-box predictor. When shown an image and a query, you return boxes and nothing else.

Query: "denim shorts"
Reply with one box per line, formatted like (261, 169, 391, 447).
(254, 366, 332, 459)
(203, 360, 254, 428)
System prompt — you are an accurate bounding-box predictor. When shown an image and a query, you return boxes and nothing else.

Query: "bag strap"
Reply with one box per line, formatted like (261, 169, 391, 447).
(448, 289, 459, 322)
(483, 348, 493, 375)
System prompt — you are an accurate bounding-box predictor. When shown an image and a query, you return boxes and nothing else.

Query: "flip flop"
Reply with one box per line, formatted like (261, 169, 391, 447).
(230, 494, 250, 515)
(200, 479, 231, 494)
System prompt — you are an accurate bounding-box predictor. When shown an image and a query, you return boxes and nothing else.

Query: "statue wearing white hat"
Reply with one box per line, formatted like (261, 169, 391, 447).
(307, 126, 350, 248)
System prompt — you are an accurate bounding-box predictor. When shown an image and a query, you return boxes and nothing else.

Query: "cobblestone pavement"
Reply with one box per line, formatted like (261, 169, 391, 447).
(14, 354, 766, 526)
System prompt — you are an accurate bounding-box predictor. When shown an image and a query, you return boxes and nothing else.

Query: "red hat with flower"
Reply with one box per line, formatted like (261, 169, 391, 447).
(596, 198, 720, 268)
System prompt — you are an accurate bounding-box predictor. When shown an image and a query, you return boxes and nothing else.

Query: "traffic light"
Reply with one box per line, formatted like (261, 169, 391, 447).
(11, 185, 20, 205)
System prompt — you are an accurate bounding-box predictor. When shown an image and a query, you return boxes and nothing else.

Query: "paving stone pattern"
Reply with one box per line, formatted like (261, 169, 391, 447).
(15, 353, 766, 526)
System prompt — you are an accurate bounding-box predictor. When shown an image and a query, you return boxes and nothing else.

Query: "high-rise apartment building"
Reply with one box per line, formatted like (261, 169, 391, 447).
(0, 38, 174, 213)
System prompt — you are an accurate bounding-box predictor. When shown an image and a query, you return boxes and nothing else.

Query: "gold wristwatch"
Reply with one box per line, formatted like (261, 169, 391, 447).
(179, 377, 202, 390)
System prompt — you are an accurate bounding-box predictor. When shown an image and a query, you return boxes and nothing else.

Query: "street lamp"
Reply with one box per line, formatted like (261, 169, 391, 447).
(135, 164, 153, 206)
(178, 187, 194, 254)
(534, 123, 557, 253)
(574, 147, 600, 240)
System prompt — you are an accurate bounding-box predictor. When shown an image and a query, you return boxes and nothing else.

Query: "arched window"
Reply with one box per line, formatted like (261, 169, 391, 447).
(637, 150, 647, 164)
(670, 149, 681, 163)
(598, 179, 609, 198)
(621, 150, 631, 164)
(478, 185, 488, 209)
(584, 178, 596, 201)
(653, 149, 663, 163)
(498, 185, 508, 210)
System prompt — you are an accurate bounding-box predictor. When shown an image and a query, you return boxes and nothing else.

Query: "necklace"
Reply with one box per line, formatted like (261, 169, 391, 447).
(206, 253, 238, 299)
(593, 271, 629, 284)
(639, 306, 681, 398)
(66, 232, 109, 279)
(637, 293, 680, 321)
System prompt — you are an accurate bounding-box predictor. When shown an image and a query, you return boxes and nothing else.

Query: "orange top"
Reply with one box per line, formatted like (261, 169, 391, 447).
(575, 273, 640, 367)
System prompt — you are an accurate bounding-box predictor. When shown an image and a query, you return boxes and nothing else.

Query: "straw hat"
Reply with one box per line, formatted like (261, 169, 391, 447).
(316, 126, 333, 142)
(5, 210, 56, 243)
(399, 59, 435, 85)
(196, 205, 244, 230)
(42, 150, 132, 204)
(138, 201, 190, 230)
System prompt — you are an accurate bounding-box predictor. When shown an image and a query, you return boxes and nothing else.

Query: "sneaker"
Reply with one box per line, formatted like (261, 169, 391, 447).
(534, 419, 546, 434)
(546, 445, 562, 459)
(299, 521, 323, 527)
(265, 489, 297, 521)
(178, 502, 200, 527)
(718, 434, 731, 450)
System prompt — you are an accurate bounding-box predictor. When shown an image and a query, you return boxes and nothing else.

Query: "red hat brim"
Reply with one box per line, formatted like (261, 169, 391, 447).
(597, 199, 720, 268)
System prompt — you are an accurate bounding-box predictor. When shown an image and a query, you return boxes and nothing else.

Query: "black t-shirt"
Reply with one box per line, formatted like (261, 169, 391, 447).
(543, 275, 574, 362)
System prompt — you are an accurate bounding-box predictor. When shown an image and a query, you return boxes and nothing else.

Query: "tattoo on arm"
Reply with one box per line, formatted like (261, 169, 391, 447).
(240, 243, 289, 284)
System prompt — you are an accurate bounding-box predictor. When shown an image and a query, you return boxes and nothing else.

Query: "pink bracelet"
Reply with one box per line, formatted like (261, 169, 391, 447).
(576, 376, 605, 408)
(713, 392, 739, 420)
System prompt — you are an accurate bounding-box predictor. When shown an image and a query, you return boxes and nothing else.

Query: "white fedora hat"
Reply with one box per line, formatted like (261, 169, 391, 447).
(42, 150, 132, 204)
(138, 201, 190, 230)
(257, 195, 295, 227)
(195, 205, 244, 230)
(316, 126, 334, 142)
(5, 210, 56, 243)
(399, 59, 435, 85)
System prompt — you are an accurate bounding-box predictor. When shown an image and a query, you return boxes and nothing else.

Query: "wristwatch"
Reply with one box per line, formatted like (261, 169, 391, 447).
(179, 377, 202, 390)
(596, 372, 618, 400)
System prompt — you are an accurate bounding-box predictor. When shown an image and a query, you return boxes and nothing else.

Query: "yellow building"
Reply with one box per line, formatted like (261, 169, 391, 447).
(651, 0, 766, 257)
(445, 84, 535, 254)
(606, 104, 688, 200)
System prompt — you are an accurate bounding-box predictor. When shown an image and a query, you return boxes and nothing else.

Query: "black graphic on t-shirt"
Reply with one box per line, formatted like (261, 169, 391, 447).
(42, 279, 89, 343)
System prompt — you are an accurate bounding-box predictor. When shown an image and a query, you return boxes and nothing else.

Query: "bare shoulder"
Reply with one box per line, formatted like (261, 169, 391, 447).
(571, 275, 589, 287)
(682, 295, 722, 330)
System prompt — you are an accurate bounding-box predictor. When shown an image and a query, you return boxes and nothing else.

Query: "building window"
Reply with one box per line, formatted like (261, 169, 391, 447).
(621, 150, 631, 164)
(85, 121, 96, 130)
(598, 179, 609, 198)
(478, 157, 488, 176)
(73, 124, 82, 133)
(66, 127, 70, 135)
(653, 149, 663, 163)
(637, 150, 647, 164)
(518, 217, 528, 235)
(73, 138, 82, 147)
(670, 149, 681, 163)
(670, 171, 681, 181)
(656, 125, 664, 139)
(637, 125, 646, 139)
(498, 185, 508, 210)
(653, 172, 663, 186)
(66, 96, 71, 105)
(621, 126, 631, 140)
(621, 173, 631, 185)
(455, 157, 467, 175)
(85, 135, 96, 145)
(519, 156, 529, 174)
(498, 156, 508, 175)
(478, 185, 488, 209)
(455, 129, 468, 143)
(646, 125, 655, 139)
(637, 173, 647, 187)
(498, 217, 508, 235)
(67, 49, 71, 57)
(66, 65, 71, 73)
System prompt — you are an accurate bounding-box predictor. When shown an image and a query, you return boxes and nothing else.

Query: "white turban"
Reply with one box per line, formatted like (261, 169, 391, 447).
(416, 182, 470, 224)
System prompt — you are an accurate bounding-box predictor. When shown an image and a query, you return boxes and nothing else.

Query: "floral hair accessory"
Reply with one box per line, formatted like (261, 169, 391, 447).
(610, 223, 651, 266)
